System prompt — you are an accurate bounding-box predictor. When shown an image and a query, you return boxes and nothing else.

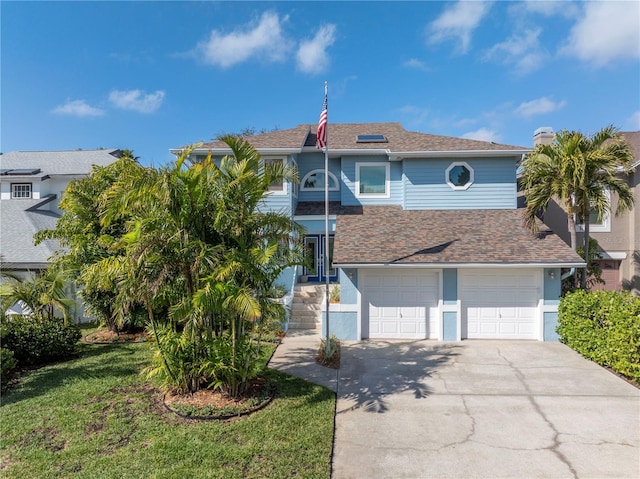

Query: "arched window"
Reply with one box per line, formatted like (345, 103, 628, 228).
(301, 169, 340, 191)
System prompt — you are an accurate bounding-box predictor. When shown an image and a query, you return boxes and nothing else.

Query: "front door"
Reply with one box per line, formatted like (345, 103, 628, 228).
(304, 234, 337, 282)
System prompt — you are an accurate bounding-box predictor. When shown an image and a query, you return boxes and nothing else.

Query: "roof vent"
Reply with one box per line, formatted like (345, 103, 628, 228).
(356, 134, 388, 143)
(2, 168, 42, 176)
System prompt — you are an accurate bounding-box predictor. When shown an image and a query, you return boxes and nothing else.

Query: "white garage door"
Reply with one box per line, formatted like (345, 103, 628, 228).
(460, 270, 540, 340)
(362, 269, 439, 339)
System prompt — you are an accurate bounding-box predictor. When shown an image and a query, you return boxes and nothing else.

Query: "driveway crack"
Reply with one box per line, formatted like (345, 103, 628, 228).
(496, 347, 579, 479)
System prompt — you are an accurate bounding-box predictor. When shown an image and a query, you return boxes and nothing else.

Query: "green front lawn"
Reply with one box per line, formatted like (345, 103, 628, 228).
(0, 342, 335, 479)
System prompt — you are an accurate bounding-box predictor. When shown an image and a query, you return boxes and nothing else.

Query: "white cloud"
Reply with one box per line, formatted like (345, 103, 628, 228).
(561, 2, 640, 67)
(626, 111, 640, 130)
(515, 97, 566, 118)
(51, 99, 104, 117)
(522, 0, 579, 18)
(109, 89, 165, 114)
(462, 127, 501, 143)
(427, 1, 492, 53)
(403, 58, 431, 71)
(296, 24, 336, 74)
(194, 11, 292, 68)
(396, 105, 430, 127)
(484, 29, 548, 75)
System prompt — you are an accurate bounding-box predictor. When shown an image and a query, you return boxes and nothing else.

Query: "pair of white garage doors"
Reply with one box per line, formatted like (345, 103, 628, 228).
(362, 268, 540, 340)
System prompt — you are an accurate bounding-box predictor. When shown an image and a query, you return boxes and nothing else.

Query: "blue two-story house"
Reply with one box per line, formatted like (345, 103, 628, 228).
(175, 123, 584, 342)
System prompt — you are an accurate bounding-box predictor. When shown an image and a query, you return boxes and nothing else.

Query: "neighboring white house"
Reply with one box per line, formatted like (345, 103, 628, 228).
(0, 149, 122, 320)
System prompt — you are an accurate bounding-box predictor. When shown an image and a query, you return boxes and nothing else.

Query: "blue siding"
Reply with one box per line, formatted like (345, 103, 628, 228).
(258, 193, 292, 215)
(543, 268, 561, 305)
(323, 311, 358, 340)
(442, 269, 457, 305)
(339, 268, 358, 304)
(341, 156, 403, 206)
(443, 311, 458, 341)
(403, 158, 517, 210)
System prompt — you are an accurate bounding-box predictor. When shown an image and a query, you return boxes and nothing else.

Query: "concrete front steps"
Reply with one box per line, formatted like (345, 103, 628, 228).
(288, 284, 325, 330)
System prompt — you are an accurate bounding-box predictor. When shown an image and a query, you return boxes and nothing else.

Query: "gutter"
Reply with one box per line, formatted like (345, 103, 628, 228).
(334, 262, 587, 269)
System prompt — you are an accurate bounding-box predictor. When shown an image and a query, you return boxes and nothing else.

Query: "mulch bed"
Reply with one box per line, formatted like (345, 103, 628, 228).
(316, 346, 340, 369)
(83, 329, 149, 344)
(163, 377, 274, 420)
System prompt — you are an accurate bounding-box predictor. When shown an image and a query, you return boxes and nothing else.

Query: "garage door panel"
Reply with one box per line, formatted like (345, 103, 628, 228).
(363, 270, 439, 340)
(461, 270, 540, 340)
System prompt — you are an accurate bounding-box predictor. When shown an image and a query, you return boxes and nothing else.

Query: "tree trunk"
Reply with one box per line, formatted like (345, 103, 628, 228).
(567, 213, 578, 290)
(581, 216, 591, 290)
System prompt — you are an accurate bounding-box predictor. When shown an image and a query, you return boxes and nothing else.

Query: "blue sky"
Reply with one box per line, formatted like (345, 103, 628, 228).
(2, 1, 639, 166)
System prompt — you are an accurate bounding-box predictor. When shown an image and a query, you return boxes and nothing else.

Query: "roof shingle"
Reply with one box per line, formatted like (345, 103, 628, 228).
(186, 123, 527, 153)
(333, 206, 584, 266)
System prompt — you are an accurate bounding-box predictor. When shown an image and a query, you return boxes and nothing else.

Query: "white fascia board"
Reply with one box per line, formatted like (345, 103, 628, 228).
(334, 262, 586, 268)
(169, 147, 301, 156)
(302, 147, 393, 157)
(599, 251, 628, 260)
(389, 150, 530, 160)
(294, 215, 337, 221)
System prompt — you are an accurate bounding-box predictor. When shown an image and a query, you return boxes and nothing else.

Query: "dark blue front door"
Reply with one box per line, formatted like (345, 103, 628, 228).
(304, 234, 337, 282)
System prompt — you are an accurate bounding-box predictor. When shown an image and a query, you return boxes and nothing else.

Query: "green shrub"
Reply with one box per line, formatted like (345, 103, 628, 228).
(558, 290, 640, 382)
(1, 347, 17, 393)
(1, 315, 81, 366)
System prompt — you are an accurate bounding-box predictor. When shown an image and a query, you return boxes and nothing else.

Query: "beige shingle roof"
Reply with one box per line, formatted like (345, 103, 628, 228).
(183, 123, 527, 153)
(333, 206, 584, 266)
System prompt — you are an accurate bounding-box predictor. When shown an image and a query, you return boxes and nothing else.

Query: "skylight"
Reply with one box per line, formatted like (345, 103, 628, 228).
(356, 134, 388, 143)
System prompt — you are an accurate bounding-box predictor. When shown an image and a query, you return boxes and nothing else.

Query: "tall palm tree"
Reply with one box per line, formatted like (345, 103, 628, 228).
(35, 152, 142, 331)
(521, 125, 634, 288)
(101, 137, 303, 395)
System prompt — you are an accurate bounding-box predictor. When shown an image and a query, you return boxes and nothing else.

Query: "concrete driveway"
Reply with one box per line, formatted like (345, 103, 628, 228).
(333, 340, 640, 479)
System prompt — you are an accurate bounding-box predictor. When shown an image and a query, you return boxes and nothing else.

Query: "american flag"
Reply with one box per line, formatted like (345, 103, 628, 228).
(316, 86, 328, 149)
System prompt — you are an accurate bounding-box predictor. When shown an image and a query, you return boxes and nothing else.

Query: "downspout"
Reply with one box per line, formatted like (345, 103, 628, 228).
(561, 268, 575, 280)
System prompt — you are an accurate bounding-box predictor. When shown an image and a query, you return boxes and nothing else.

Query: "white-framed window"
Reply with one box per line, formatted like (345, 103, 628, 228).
(445, 162, 474, 190)
(301, 169, 340, 191)
(577, 190, 611, 233)
(355, 162, 390, 198)
(11, 183, 32, 199)
(264, 157, 287, 195)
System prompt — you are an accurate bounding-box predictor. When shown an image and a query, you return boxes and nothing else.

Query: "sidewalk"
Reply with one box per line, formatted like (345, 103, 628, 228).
(268, 330, 338, 392)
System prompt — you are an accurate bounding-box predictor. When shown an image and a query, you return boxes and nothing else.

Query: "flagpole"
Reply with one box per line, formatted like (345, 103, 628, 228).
(323, 81, 331, 353)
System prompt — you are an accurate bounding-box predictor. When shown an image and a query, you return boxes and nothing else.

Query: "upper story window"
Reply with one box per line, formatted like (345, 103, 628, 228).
(301, 169, 339, 191)
(264, 158, 286, 194)
(11, 183, 32, 199)
(446, 162, 474, 190)
(356, 162, 390, 198)
(577, 190, 611, 233)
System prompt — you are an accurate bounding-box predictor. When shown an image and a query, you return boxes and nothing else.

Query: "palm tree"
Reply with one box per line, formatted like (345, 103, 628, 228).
(35, 152, 142, 331)
(0, 267, 74, 323)
(521, 125, 634, 289)
(101, 137, 303, 395)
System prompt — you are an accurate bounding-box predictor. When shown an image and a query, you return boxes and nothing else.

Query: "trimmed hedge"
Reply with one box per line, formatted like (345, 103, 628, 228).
(1, 347, 17, 393)
(558, 290, 640, 383)
(1, 315, 81, 367)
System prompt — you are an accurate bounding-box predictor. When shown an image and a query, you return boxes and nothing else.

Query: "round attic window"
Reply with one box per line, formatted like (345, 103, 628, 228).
(446, 162, 474, 190)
